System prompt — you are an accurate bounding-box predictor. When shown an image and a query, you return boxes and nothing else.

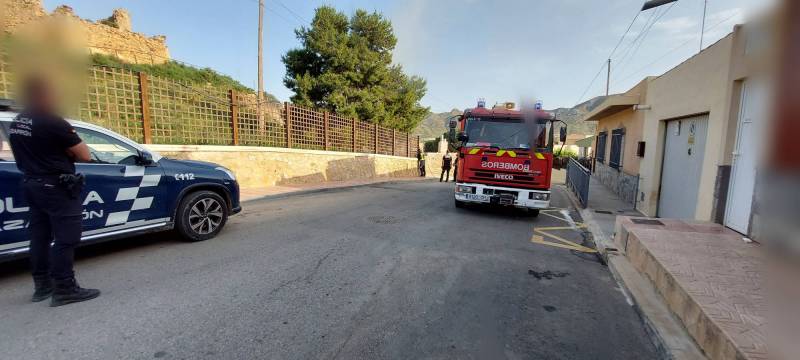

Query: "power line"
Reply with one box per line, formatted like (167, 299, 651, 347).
(613, 6, 664, 72)
(611, 2, 677, 87)
(574, 8, 642, 105)
(574, 62, 609, 106)
(614, 10, 742, 86)
(608, 11, 643, 60)
(244, 0, 305, 27)
(274, 0, 308, 23)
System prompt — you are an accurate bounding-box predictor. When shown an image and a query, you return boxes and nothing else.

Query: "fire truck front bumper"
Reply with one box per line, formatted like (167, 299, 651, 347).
(454, 183, 550, 209)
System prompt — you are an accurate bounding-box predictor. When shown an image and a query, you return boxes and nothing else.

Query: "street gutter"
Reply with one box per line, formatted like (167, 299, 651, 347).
(559, 185, 707, 360)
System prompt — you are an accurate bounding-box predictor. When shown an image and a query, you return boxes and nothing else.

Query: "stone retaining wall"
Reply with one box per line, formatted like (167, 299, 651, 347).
(147, 145, 419, 189)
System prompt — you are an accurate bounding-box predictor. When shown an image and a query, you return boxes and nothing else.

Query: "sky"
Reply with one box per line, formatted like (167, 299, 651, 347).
(43, 0, 773, 113)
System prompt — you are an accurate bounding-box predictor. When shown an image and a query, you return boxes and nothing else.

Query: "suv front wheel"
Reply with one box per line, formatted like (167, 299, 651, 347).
(176, 190, 228, 242)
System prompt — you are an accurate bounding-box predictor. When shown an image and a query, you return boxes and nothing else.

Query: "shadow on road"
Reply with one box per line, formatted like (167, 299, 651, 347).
(454, 202, 547, 221)
(0, 231, 179, 277)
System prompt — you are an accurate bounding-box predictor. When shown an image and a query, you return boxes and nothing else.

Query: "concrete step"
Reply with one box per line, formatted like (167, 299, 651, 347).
(615, 217, 766, 360)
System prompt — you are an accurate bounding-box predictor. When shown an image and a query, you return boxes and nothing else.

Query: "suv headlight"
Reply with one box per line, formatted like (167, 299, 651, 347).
(216, 167, 236, 181)
(456, 185, 476, 194)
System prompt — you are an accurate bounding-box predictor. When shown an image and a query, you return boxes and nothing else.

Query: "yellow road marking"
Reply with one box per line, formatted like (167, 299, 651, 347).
(529, 207, 596, 253)
(531, 234, 594, 252)
(540, 211, 569, 222)
(531, 230, 597, 253)
(535, 225, 587, 231)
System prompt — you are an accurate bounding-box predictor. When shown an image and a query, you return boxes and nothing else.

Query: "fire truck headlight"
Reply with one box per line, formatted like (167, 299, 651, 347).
(456, 185, 476, 194)
(530, 192, 550, 201)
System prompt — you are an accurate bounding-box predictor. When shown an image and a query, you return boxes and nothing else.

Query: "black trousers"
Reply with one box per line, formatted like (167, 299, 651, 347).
(440, 168, 451, 182)
(418, 160, 426, 177)
(22, 178, 83, 282)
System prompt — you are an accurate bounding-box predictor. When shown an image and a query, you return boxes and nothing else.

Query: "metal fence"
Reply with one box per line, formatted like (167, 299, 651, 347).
(0, 63, 420, 158)
(566, 158, 591, 208)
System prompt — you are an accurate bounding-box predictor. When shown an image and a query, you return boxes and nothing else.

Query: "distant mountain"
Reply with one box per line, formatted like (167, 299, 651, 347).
(414, 109, 462, 139)
(413, 98, 601, 140)
(547, 96, 604, 136)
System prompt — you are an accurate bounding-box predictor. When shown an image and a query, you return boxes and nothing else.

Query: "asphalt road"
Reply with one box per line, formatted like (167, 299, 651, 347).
(0, 181, 657, 360)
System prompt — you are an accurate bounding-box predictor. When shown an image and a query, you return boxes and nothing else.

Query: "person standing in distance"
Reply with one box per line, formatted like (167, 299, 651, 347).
(417, 147, 426, 177)
(440, 152, 453, 182)
(8, 77, 100, 307)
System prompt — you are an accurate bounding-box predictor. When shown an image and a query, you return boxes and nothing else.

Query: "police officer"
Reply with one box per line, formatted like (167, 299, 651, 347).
(8, 77, 100, 307)
(440, 152, 452, 182)
(417, 147, 426, 177)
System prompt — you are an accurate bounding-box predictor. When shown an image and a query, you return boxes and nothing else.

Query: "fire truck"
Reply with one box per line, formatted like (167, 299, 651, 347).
(450, 100, 565, 216)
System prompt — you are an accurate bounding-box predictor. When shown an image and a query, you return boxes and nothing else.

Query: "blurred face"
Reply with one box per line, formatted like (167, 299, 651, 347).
(24, 80, 58, 115)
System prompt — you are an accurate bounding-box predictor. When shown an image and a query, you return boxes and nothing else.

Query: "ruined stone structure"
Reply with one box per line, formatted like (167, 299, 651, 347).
(2, 0, 170, 64)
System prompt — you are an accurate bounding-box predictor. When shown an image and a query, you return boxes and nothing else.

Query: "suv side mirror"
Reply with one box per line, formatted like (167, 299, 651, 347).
(559, 127, 567, 143)
(136, 151, 154, 166)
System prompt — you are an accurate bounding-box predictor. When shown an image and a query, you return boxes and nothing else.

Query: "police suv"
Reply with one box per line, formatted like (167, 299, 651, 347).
(0, 102, 241, 260)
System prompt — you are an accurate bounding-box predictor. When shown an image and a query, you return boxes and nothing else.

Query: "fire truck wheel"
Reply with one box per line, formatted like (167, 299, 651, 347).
(455, 199, 466, 209)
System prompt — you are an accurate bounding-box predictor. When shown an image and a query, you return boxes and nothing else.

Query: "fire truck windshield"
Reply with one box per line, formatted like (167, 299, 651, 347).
(463, 117, 545, 150)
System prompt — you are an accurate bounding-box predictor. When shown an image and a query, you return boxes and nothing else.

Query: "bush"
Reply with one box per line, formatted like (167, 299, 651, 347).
(556, 149, 579, 159)
(423, 138, 440, 153)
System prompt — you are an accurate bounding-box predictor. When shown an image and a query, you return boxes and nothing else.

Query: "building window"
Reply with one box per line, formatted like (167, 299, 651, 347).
(609, 128, 625, 169)
(596, 131, 607, 163)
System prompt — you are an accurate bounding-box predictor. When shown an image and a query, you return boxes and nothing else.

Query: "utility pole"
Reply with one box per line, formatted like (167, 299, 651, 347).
(257, 0, 265, 129)
(699, 0, 708, 52)
(605, 59, 611, 96)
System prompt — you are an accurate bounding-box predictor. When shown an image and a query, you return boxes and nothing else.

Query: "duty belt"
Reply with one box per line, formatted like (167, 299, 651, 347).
(24, 173, 85, 199)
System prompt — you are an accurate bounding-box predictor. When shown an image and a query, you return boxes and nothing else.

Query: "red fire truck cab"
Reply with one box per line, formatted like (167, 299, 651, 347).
(451, 101, 562, 216)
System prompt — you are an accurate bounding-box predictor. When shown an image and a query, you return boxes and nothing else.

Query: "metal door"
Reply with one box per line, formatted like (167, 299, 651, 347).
(725, 81, 760, 234)
(658, 115, 708, 219)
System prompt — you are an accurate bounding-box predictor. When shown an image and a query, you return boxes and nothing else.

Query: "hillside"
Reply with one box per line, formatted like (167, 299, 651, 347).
(547, 102, 597, 137)
(414, 109, 462, 139)
(413, 99, 601, 140)
(90, 53, 280, 103)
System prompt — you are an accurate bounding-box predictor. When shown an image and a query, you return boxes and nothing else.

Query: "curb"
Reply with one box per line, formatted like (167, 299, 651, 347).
(605, 254, 707, 360)
(560, 185, 706, 360)
(241, 178, 434, 204)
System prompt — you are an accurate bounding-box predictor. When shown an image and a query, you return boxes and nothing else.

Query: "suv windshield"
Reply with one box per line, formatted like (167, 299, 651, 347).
(464, 117, 543, 149)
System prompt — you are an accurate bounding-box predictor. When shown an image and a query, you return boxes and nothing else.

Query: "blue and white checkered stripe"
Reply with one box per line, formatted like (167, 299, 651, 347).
(105, 166, 161, 226)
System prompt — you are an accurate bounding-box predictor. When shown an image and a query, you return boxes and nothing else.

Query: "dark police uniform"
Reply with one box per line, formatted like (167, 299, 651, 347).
(440, 154, 452, 182)
(8, 111, 86, 298)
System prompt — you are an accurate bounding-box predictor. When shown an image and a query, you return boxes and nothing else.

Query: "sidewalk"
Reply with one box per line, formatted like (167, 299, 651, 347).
(575, 175, 765, 360)
(239, 176, 430, 202)
(577, 177, 642, 254)
(575, 176, 705, 360)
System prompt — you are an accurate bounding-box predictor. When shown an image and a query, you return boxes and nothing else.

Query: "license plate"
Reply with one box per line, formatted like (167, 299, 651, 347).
(464, 194, 490, 202)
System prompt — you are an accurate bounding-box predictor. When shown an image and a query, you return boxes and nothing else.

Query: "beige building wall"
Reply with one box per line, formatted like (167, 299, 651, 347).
(638, 33, 741, 220)
(596, 107, 644, 176)
(590, 78, 651, 176)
